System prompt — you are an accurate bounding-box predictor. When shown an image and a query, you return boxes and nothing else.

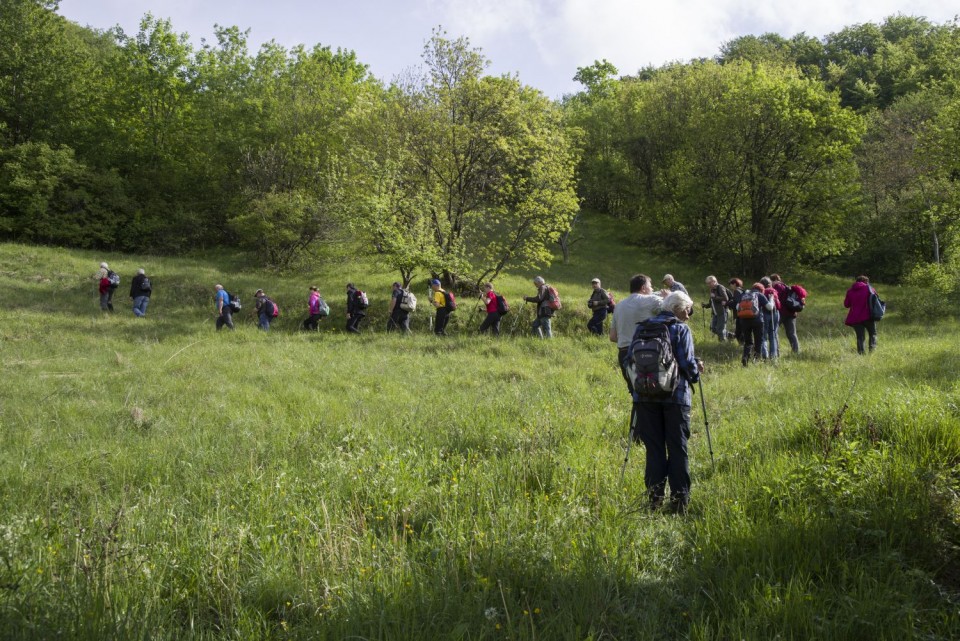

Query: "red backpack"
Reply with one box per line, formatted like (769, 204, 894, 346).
(546, 285, 562, 310)
(444, 290, 458, 311)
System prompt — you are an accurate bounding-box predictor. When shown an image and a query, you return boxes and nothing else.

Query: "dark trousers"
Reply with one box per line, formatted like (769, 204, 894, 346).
(478, 311, 501, 336)
(741, 320, 763, 362)
(435, 308, 451, 335)
(346, 313, 364, 333)
(387, 310, 410, 333)
(618, 346, 634, 395)
(852, 320, 877, 354)
(781, 316, 800, 353)
(303, 313, 323, 331)
(216, 309, 234, 331)
(634, 402, 691, 507)
(587, 308, 607, 335)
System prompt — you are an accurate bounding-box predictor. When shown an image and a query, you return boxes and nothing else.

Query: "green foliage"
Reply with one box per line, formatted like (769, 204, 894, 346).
(358, 32, 580, 289)
(0, 142, 130, 247)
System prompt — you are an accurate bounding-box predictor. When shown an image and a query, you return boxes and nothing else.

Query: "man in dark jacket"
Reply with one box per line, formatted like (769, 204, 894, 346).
(130, 268, 152, 317)
(703, 276, 728, 341)
(586, 278, 611, 335)
(524, 276, 556, 338)
(346, 283, 366, 333)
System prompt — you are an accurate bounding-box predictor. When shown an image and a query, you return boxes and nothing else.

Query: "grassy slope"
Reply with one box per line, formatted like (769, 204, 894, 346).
(0, 217, 958, 640)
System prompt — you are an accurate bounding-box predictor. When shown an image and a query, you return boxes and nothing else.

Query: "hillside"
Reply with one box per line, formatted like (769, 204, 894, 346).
(0, 218, 958, 640)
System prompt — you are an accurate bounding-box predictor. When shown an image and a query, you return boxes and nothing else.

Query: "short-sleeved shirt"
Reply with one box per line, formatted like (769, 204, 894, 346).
(432, 289, 446, 308)
(215, 289, 229, 311)
(611, 293, 663, 348)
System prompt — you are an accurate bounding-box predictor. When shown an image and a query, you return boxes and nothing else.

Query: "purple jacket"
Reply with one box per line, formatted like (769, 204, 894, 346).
(844, 281, 872, 326)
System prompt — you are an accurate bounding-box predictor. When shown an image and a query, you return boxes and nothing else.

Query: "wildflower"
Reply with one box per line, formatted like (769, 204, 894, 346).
(485, 607, 498, 620)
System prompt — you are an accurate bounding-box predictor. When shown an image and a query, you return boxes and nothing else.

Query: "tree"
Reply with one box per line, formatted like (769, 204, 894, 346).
(359, 32, 579, 289)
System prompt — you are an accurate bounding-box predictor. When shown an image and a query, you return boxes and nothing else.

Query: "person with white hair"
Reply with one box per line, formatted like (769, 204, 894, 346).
(523, 276, 557, 338)
(214, 284, 234, 331)
(97, 262, 118, 311)
(129, 268, 152, 317)
(662, 274, 688, 295)
(630, 289, 702, 514)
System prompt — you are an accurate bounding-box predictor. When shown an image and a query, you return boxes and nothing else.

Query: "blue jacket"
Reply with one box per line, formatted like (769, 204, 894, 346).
(634, 312, 700, 406)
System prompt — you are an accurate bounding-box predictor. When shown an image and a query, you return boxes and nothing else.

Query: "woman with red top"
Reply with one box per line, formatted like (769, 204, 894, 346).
(477, 283, 502, 337)
(771, 274, 807, 354)
(844, 275, 876, 354)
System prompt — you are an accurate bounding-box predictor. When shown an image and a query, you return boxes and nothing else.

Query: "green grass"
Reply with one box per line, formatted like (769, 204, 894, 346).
(0, 218, 958, 640)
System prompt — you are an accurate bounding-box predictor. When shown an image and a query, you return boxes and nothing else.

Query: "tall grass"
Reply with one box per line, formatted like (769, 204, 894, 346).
(0, 221, 957, 640)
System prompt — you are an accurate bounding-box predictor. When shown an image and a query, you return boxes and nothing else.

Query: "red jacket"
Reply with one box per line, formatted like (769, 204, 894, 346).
(844, 281, 872, 326)
(99, 277, 111, 295)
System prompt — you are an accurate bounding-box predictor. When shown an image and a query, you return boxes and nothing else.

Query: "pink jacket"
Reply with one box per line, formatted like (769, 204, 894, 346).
(844, 281, 872, 326)
(309, 292, 321, 315)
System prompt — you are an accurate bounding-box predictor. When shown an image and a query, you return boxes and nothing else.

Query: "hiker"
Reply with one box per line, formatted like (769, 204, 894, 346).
(524, 276, 558, 338)
(662, 274, 688, 295)
(97, 262, 117, 312)
(302, 286, 326, 331)
(387, 282, 411, 333)
(129, 268, 152, 317)
(771, 274, 807, 353)
(736, 283, 772, 366)
(429, 279, 454, 336)
(477, 282, 503, 336)
(760, 277, 780, 359)
(214, 284, 234, 331)
(610, 274, 664, 394)
(586, 278, 611, 335)
(631, 290, 702, 514)
(345, 283, 366, 333)
(844, 275, 877, 354)
(254, 289, 275, 331)
(703, 276, 729, 341)
(727, 278, 745, 344)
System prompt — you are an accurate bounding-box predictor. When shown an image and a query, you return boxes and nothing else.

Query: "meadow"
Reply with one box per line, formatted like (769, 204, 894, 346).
(0, 216, 958, 640)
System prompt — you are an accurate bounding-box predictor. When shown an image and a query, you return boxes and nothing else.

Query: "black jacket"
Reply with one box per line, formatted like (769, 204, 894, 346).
(130, 274, 151, 298)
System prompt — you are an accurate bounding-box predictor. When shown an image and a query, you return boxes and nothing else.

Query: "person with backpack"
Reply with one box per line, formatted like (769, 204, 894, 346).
(662, 274, 688, 295)
(727, 278, 745, 344)
(129, 268, 152, 317)
(759, 276, 780, 359)
(477, 282, 505, 337)
(345, 283, 367, 334)
(214, 284, 235, 331)
(429, 279, 455, 336)
(524, 276, 558, 338)
(735, 283, 772, 366)
(610, 274, 665, 394)
(629, 290, 702, 514)
(254, 289, 278, 331)
(771, 274, 807, 354)
(703, 276, 730, 342)
(97, 262, 120, 312)
(302, 286, 328, 331)
(387, 282, 411, 333)
(844, 275, 879, 354)
(586, 278, 611, 335)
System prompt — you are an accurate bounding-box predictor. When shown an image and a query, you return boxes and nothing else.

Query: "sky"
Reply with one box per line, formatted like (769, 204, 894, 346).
(56, 0, 959, 99)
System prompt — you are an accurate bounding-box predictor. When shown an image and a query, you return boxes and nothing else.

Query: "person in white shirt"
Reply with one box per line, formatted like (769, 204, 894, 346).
(610, 273, 664, 394)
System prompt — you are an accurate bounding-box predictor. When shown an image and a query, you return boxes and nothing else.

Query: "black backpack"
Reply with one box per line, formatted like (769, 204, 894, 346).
(107, 270, 120, 288)
(141, 277, 152, 293)
(496, 294, 509, 315)
(628, 318, 679, 397)
(782, 287, 804, 313)
(226, 292, 241, 313)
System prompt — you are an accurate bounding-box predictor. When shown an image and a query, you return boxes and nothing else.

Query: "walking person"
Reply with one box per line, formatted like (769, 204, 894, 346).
(727, 278, 745, 344)
(703, 276, 729, 342)
(524, 276, 557, 338)
(214, 284, 234, 331)
(97, 262, 119, 312)
(477, 283, 503, 336)
(662, 274, 688, 295)
(302, 286, 327, 331)
(610, 274, 665, 394)
(631, 291, 702, 514)
(129, 268, 152, 317)
(759, 277, 780, 359)
(254, 289, 274, 331)
(586, 278, 611, 335)
(771, 274, 807, 353)
(844, 275, 878, 354)
(387, 282, 411, 333)
(429, 279, 454, 336)
(345, 283, 366, 334)
(735, 283, 771, 366)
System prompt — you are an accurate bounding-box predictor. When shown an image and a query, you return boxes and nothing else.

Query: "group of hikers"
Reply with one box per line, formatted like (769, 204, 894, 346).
(96, 261, 885, 514)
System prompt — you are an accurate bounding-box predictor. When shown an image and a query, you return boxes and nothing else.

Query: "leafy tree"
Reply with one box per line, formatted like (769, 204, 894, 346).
(360, 32, 579, 288)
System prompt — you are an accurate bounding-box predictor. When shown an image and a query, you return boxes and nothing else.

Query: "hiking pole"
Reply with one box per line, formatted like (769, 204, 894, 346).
(509, 301, 527, 335)
(618, 404, 638, 485)
(697, 378, 715, 472)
